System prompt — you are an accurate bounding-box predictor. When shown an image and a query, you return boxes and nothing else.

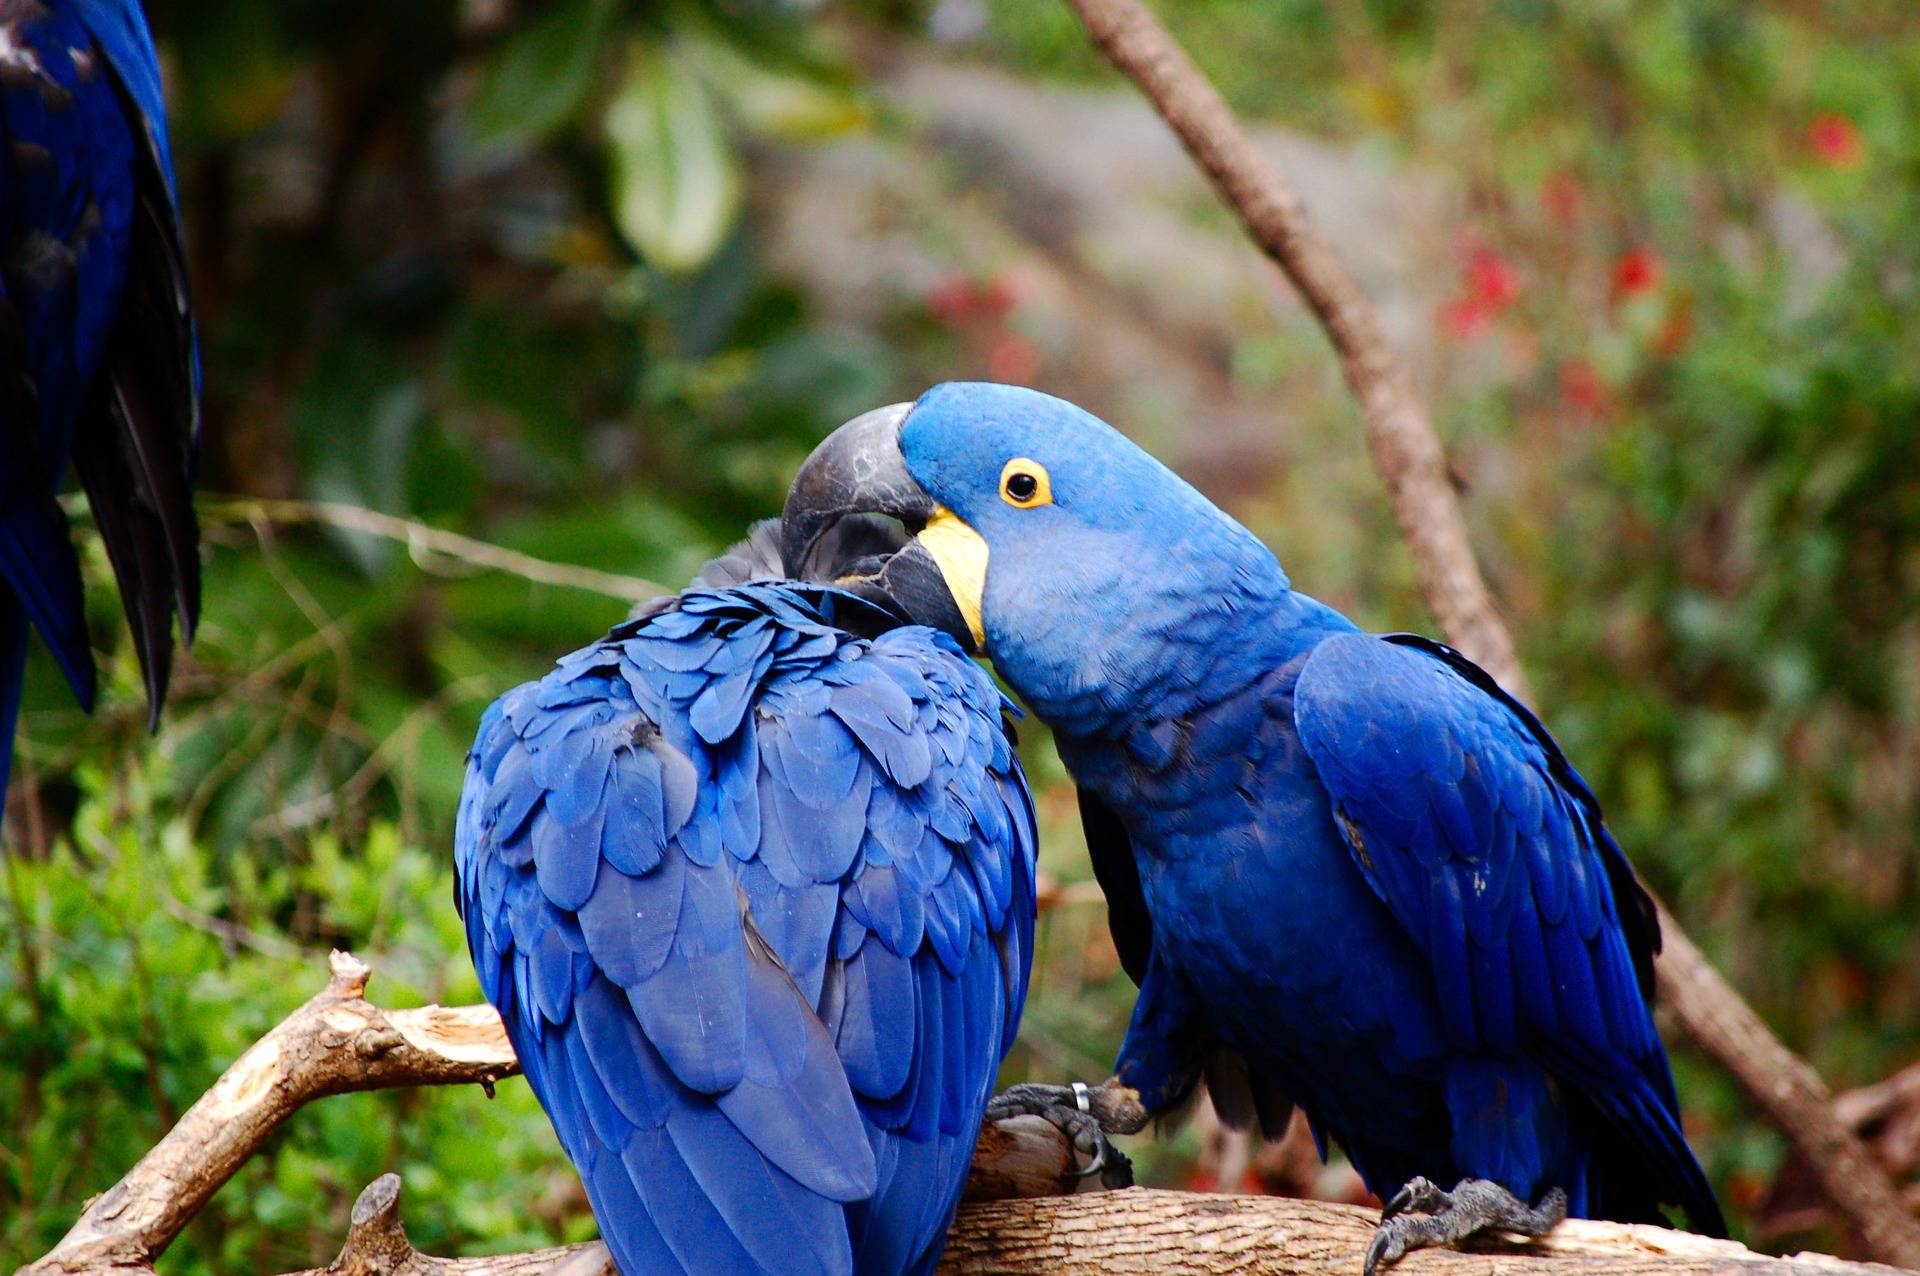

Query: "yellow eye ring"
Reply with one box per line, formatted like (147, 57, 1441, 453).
(1000, 457, 1052, 509)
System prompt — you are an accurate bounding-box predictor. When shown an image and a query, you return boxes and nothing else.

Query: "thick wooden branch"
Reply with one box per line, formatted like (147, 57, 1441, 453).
(278, 1178, 1904, 1276)
(942, 1191, 1903, 1275)
(1060, 0, 1920, 1266)
(19, 952, 520, 1276)
(260, 1176, 1893, 1276)
(20, 952, 1894, 1276)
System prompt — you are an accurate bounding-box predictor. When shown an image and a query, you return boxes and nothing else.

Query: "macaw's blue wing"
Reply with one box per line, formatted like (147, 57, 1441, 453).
(1293, 633, 1722, 1234)
(455, 584, 1036, 1276)
(0, 0, 200, 810)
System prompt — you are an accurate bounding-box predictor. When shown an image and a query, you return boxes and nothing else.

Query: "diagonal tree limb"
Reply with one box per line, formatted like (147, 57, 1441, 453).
(1058, 0, 1920, 1267)
(17, 952, 522, 1276)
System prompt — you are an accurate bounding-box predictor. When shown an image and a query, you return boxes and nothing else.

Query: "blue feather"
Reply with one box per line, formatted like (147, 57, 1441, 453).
(454, 582, 1038, 1274)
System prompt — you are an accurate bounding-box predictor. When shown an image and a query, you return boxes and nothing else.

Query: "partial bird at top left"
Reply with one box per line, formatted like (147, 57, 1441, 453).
(0, 0, 200, 821)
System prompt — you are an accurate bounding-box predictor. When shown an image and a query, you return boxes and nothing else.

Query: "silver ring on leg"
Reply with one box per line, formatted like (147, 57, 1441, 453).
(1072, 1081, 1092, 1114)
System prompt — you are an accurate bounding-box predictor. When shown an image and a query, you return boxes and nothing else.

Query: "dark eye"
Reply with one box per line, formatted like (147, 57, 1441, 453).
(999, 457, 1053, 509)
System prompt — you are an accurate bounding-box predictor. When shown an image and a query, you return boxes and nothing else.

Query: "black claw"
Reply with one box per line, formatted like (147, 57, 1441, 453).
(1070, 1145, 1108, 1179)
(1380, 1175, 1445, 1222)
(985, 1081, 1134, 1188)
(1362, 1233, 1392, 1276)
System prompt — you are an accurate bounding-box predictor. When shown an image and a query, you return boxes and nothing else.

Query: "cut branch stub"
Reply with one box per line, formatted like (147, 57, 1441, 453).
(18, 952, 520, 1276)
(278, 1175, 611, 1276)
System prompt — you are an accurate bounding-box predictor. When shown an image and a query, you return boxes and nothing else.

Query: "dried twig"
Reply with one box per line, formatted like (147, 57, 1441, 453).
(1839, 1064, 1920, 1145)
(1060, 0, 1920, 1266)
(198, 498, 669, 604)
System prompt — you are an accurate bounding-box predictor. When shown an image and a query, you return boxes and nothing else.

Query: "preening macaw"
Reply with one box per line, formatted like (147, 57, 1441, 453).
(1, 0, 200, 814)
(453, 517, 1038, 1276)
(781, 383, 1726, 1270)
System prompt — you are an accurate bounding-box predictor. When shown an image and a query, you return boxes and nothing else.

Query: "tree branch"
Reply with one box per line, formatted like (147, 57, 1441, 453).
(196, 497, 669, 604)
(942, 1192, 1898, 1275)
(280, 1176, 1904, 1276)
(1059, 0, 1920, 1267)
(25, 953, 1874, 1276)
(13, 954, 1091, 1276)
(274, 1176, 612, 1276)
(18, 952, 520, 1276)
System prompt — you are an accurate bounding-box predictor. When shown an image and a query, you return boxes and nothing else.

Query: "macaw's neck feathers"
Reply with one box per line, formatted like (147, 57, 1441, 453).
(1013, 544, 1351, 744)
(630, 517, 919, 645)
(685, 515, 909, 596)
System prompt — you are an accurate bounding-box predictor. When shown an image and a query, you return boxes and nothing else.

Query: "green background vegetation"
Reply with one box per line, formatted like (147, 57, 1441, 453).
(4, 0, 1917, 1268)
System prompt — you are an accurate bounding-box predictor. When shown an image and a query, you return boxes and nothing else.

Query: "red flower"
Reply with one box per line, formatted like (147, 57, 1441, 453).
(985, 333, 1040, 384)
(1465, 248, 1520, 310)
(1559, 360, 1607, 415)
(1806, 111, 1864, 168)
(1438, 248, 1519, 343)
(1612, 247, 1663, 298)
(973, 275, 1017, 322)
(926, 275, 977, 327)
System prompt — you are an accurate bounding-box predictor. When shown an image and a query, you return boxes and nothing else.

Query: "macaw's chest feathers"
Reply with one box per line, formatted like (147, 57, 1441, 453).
(1056, 619, 1724, 1239)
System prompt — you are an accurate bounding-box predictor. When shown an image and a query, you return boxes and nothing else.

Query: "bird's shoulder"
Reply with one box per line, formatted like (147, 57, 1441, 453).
(1293, 630, 1661, 1016)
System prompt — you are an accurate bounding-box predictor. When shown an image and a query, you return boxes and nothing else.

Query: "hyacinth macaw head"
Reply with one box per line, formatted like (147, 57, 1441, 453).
(782, 382, 1287, 730)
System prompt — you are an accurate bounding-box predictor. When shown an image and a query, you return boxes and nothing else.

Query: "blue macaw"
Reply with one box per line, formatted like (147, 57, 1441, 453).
(453, 517, 1039, 1276)
(780, 383, 1726, 1270)
(1, 0, 200, 813)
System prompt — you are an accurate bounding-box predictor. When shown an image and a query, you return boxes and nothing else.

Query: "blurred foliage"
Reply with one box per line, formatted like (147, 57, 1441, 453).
(5, 0, 1920, 1268)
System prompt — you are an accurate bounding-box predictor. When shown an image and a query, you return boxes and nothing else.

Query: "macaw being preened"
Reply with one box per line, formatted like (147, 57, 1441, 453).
(453, 517, 1039, 1276)
(781, 383, 1726, 1270)
(1, 0, 200, 814)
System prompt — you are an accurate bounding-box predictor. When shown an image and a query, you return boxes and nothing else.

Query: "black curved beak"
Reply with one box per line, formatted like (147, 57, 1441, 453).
(782, 405, 931, 570)
(783, 403, 977, 651)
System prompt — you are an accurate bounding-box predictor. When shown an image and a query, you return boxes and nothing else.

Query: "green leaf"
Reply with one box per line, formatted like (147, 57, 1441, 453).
(466, 0, 619, 146)
(687, 36, 868, 140)
(604, 41, 743, 273)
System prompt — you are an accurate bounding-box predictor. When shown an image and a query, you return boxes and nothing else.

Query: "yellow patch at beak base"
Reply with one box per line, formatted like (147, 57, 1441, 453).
(915, 506, 988, 649)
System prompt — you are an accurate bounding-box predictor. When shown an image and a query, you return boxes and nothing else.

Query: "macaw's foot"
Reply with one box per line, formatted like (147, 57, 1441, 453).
(1363, 1178, 1568, 1276)
(984, 1081, 1143, 1189)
